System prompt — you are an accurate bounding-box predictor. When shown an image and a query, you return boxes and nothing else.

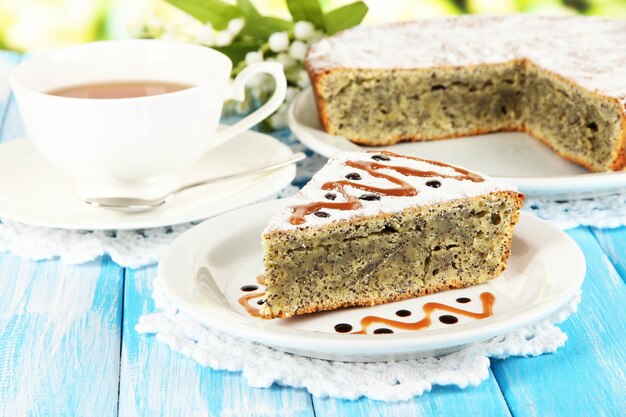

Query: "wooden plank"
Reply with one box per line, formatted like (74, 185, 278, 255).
(0, 51, 21, 136)
(0, 254, 123, 416)
(312, 369, 511, 417)
(590, 226, 626, 284)
(0, 84, 24, 143)
(119, 265, 316, 417)
(491, 227, 626, 417)
(0, 50, 124, 415)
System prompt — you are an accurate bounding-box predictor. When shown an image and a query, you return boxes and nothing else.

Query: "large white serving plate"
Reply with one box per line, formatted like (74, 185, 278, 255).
(159, 199, 585, 362)
(289, 89, 626, 198)
(0, 130, 295, 230)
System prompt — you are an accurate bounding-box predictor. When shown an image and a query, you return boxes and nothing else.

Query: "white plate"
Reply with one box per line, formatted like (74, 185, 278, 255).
(289, 89, 626, 198)
(0, 131, 295, 230)
(159, 199, 585, 362)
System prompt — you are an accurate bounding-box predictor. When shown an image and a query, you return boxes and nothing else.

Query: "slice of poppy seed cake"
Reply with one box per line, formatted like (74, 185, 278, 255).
(261, 151, 524, 319)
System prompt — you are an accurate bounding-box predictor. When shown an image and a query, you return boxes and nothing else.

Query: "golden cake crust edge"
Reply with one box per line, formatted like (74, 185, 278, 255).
(609, 100, 626, 171)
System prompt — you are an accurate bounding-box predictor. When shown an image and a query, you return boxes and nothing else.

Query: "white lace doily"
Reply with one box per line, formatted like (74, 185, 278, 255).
(136, 278, 580, 402)
(523, 193, 626, 229)
(0, 132, 625, 267)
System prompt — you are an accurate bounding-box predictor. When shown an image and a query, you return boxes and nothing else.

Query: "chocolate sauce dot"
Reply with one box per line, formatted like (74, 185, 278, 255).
(439, 315, 459, 324)
(395, 309, 412, 317)
(314, 211, 330, 218)
(426, 180, 442, 188)
(324, 193, 337, 201)
(373, 328, 394, 334)
(359, 193, 381, 201)
(456, 297, 471, 304)
(371, 154, 391, 161)
(256, 299, 265, 305)
(345, 172, 362, 180)
(334, 323, 353, 333)
(240, 285, 258, 292)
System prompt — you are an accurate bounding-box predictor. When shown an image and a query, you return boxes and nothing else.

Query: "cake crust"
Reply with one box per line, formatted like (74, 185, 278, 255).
(609, 101, 626, 171)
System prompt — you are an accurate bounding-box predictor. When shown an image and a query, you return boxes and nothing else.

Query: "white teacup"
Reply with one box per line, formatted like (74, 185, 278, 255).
(9, 39, 287, 198)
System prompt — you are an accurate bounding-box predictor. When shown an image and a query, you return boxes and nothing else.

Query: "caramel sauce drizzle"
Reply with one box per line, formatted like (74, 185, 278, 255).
(324, 160, 417, 197)
(375, 151, 484, 183)
(352, 292, 495, 334)
(238, 274, 267, 318)
(289, 151, 484, 225)
(238, 292, 265, 317)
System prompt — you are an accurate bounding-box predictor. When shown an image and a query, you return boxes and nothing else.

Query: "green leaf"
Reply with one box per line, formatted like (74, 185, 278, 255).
(323, 1, 368, 35)
(237, 0, 261, 17)
(286, 0, 325, 28)
(213, 40, 264, 66)
(237, 0, 294, 38)
(239, 15, 293, 38)
(165, 0, 242, 30)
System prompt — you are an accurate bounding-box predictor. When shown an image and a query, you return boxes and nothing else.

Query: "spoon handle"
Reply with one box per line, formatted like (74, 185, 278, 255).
(173, 152, 306, 195)
(84, 152, 307, 210)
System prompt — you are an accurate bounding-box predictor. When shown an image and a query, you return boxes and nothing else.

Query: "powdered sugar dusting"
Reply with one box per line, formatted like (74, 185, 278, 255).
(265, 152, 517, 232)
(307, 15, 626, 107)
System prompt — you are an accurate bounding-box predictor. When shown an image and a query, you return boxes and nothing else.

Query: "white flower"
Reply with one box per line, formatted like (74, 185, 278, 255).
(196, 23, 214, 45)
(309, 30, 325, 44)
(277, 102, 289, 115)
(235, 100, 251, 115)
(178, 20, 204, 41)
(248, 84, 264, 100)
(286, 86, 299, 102)
(289, 40, 308, 61)
(247, 73, 269, 89)
(223, 101, 237, 114)
(270, 112, 288, 129)
(245, 51, 263, 65)
(251, 64, 276, 92)
(268, 32, 289, 52)
(214, 30, 233, 46)
(294, 21, 315, 41)
(297, 69, 310, 88)
(227, 18, 245, 35)
(276, 53, 296, 69)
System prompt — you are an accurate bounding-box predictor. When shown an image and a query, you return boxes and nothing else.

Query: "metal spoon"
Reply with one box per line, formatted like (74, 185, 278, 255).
(84, 152, 306, 211)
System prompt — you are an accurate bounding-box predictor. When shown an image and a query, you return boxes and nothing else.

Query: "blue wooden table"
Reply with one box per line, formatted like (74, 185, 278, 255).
(1, 49, 625, 417)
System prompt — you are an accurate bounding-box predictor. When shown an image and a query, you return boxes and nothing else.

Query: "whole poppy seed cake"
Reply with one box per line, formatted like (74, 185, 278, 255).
(305, 14, 626, 172)
(260, 151, 524, 319)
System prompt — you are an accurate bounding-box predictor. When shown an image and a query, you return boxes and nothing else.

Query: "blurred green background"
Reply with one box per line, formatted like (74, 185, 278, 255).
(1, 0, 625, 52)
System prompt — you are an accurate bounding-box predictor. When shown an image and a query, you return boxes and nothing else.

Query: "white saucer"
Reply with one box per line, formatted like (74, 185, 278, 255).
(289, 89, 626, 198)
(159, 199, 585, 362)
(0, 132, 296, 230)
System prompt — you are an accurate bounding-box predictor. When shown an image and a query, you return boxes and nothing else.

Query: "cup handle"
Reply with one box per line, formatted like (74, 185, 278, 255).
(211, 62, 287, 149)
